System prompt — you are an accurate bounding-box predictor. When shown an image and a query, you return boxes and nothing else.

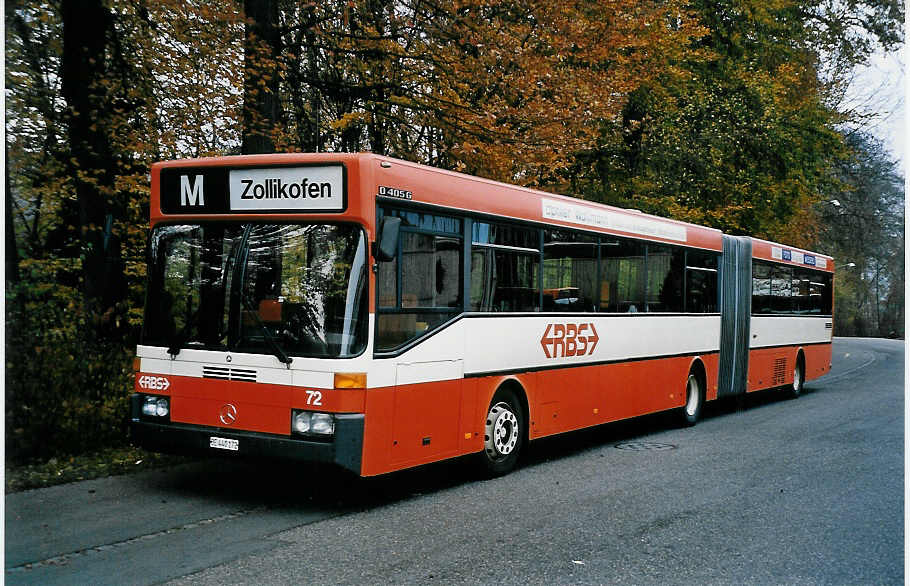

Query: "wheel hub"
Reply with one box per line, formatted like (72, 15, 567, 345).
(485, 402, 519, 459)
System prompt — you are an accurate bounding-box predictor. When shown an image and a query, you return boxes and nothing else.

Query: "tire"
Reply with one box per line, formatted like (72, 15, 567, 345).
(480, 388, 524, 476)
(680, 372, 704, 427)
(790, 355, 805, 398)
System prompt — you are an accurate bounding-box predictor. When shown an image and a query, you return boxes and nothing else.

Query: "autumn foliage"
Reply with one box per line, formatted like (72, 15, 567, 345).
(4, 0, 903, 462)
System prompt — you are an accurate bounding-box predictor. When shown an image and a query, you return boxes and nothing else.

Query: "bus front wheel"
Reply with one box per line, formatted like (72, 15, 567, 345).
(480, 388, 524, 476)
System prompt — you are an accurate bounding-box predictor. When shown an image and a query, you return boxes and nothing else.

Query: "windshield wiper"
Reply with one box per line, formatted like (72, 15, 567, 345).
(167, 308, 199, 357)
(167, 335, 185, 358)
(240, 296, 293, 368)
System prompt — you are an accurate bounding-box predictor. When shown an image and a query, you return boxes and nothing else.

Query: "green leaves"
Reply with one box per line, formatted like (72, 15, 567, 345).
(573, 0, 858, 240)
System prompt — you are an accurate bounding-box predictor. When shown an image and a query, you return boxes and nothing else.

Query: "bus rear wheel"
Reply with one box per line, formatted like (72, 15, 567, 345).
(480, 388, 524, 476)
(789, 355, 805, 398)
(680, 373, 704, 427)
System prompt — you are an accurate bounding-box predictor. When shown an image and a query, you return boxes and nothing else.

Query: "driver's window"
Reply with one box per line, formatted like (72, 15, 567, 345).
(376, 208, 463, 352)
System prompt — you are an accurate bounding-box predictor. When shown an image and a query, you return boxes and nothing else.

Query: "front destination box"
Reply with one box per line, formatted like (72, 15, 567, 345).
(159, 164, 346, 214)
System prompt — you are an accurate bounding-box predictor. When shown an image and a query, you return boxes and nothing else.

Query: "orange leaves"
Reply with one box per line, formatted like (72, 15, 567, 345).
(429, 0, 705, 186)
(121, 0, 245, 159)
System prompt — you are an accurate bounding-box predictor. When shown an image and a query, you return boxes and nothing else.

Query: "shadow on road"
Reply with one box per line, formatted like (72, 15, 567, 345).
(139, 452, 481, 514)
(145, 385, 807, 512)
(521, 384, 804, 470)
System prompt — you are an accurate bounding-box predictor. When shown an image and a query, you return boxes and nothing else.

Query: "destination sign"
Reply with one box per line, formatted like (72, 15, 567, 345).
(159, 164, 346, 214)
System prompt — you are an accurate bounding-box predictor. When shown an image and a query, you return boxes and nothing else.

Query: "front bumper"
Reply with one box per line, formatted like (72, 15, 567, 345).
(129, 394, 364, 474)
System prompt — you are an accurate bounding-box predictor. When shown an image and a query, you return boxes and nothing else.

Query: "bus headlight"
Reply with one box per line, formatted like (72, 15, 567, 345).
(291, 410, 334, 437)
(292, 411, 311, 434)
(142, 396, 169, 418)
(310, 413, 335, 435)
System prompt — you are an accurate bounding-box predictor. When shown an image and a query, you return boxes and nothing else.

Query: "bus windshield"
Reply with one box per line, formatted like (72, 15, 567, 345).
(143, 222, 368, 359)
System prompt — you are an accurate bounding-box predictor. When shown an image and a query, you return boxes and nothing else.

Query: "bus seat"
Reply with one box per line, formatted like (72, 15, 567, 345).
(259, 299, 283, 322)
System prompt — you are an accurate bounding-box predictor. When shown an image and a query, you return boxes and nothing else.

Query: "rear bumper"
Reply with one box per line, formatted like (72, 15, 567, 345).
(129, 394, 364, 474)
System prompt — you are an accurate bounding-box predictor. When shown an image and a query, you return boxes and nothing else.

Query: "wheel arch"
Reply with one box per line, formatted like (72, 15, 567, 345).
(795, 347, 806, 369)
(478, 376, 530, 476)
(494, 377, 530, 442)
(794, 346, 807, 384)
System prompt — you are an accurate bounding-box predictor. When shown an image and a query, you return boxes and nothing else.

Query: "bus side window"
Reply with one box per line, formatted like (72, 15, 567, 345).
(490, 250, 538, 312)
(768, 265, 793, 314)
(793, 269, 811, 313)
(820, 272, 833, 315)
(808, 272, 831, 314)
(685, 250, 718, 313)
(600, 238, 645, 313)
(470, 250, 491, 311)
(543, 229, 597, 312)
(471, 221, 540, 313)
(399, 232, 461, 309)
(646, 244, 684, 313)
(376, 208, 463, 352)
(752, 262, 772, 314)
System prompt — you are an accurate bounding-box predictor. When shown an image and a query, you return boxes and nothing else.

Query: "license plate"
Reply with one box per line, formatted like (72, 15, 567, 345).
(209, 436, 239, 451)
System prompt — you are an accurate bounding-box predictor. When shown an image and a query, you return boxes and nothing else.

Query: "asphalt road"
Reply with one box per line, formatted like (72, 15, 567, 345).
(5, 337, 904, 585)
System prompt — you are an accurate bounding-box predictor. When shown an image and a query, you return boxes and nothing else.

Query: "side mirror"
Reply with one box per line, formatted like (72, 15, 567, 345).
(374, 217, 401, 262)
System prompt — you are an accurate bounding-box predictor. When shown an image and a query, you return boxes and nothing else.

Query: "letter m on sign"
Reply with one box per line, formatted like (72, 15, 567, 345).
(180, 175, 204, 206)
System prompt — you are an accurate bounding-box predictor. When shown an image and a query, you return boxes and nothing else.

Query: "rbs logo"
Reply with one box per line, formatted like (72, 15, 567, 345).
(540, 323, 599, 359)
(137, 375, 171, 391)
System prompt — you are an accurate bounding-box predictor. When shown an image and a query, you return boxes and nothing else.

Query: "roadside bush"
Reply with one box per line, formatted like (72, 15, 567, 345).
(5, 267, 135, 464)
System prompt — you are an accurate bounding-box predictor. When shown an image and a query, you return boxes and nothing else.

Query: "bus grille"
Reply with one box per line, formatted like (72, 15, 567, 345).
(772, 358, 787, 385)
(202, 366, 257, 383)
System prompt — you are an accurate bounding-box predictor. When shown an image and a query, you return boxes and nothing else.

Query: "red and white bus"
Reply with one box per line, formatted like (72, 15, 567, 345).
(131, 153, 834, 476)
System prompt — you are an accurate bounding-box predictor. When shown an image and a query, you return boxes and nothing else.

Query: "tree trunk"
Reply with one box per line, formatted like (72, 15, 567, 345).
(242, 0, 281, 155)
(61, 0, 123, 335)
(5, 143, 20, 284)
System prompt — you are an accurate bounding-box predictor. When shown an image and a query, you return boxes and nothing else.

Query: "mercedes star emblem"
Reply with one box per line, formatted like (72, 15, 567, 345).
(219, 403, 238, 425)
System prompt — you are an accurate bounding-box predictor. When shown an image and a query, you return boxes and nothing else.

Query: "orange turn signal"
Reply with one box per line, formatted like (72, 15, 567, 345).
(334, 372, 367, 389)
(133, 357, 142, 373)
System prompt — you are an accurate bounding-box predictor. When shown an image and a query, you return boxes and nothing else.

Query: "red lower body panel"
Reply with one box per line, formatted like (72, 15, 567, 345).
(747, 343, 832, 393)
(360, 353, 720, 476)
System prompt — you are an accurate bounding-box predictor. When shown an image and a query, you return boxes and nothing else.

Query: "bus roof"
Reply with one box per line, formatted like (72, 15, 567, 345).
(369, 155, 723, 251)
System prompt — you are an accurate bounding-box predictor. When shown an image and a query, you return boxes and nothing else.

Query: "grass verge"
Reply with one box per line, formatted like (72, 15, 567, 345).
(5, 447, 190, 493)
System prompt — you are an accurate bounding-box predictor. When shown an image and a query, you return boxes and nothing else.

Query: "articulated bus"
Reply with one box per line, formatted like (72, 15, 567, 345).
(131, 153, 834, 476)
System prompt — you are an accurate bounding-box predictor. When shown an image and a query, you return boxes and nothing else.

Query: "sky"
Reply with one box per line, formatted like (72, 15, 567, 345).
(842, 45, 906, 173)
